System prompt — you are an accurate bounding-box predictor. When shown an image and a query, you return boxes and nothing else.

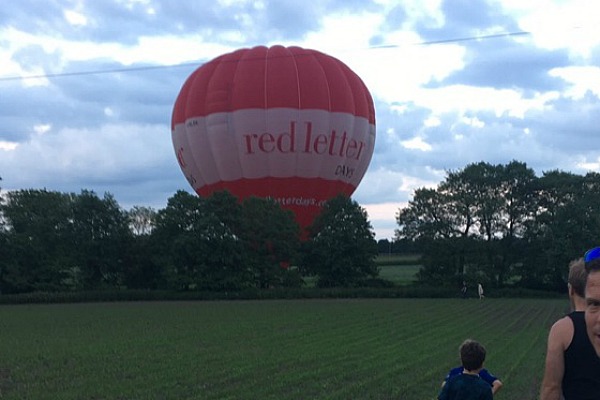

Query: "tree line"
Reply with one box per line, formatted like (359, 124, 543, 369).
(395, 160, 600, 291)
(0, 181, 378, 294)
(2, 159, 596, 295)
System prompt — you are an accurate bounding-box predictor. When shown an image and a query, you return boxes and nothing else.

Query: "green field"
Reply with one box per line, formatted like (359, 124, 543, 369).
(0, 298, 567, 400)
(378, 265, 421, 286)
(376, 254, 421, 286)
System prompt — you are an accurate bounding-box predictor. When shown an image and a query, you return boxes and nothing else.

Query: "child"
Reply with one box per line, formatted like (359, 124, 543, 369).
(438, 339, 494, 400)
(441, 364, 502, 395)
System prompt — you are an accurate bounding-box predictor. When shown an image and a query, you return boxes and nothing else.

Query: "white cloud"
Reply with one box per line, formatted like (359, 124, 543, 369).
(0, 123, 175, 190)
(292, 5, 464, 107)
(401, 136, 432, 151)
(460, 116, 485, 128)
(549, 66, 600, 99)
(300, 12, 383, 52)
(577, 160, 600, 171)
(498, 0, 600, 58)
(0, 26, 233, 74)
(34, 124, 51, 135)
(0, 141, 18, 151)
(414, 85, 559, 118)
(424, 115, 441, 127)
(351, 43, 466, 106)
(64, 9, 88, 27)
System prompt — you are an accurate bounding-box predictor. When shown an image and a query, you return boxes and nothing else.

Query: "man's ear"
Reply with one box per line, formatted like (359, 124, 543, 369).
(567, 282, 574, 297)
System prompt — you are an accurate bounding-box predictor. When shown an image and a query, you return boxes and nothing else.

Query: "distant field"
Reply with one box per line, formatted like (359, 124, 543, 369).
(376, 254, 421, 285)
(378, 265, 421, 285)
(376, 254, 422, 267)
(0, 298, 567, 400)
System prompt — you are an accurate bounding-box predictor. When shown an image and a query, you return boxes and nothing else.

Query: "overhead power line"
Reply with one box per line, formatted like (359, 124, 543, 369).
(0, 62, 202, 82)
(0, 30, 532, 82)
(373, 30, 530, 48)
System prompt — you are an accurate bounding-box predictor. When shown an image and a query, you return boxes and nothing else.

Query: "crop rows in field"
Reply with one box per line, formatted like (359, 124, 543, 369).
(0, 298, 567, 400)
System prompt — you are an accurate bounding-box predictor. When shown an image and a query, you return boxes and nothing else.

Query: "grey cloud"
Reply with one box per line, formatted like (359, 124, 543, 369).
(371, 88, 600, 201)
(430, 39, 571, 91)
(522, 94, 600, 161)
(0, 60, 193, 142)
(0, 0, 66, 34)
(0, 122, 184, 209)
(419, 0, 520, 40)
(11, 44, 63, 73)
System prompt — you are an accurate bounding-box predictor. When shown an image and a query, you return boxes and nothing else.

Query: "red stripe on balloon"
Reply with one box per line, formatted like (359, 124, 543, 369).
(196, 177, 355, 229)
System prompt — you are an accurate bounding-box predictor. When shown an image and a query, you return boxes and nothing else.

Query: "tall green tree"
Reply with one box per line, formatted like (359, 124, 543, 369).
(152, 190, 211, 290)
(123, 206, 162, 289)
(302, 194, 378, 287)
(0, 189, 73, 293)
(69, 190, 132, 290)
(520, 170, 600, 289)
(397, 171, 479, 282)
(439, 164, 484, 278)
(202, 191, 252, 290)
(397, 161, 537, 287)
(492, 161, 537, 286)
(448, 161, 535, 286)
(396, 188, 455, 241)
(152, 190, 260, 291)
(237, 196, 301, 288)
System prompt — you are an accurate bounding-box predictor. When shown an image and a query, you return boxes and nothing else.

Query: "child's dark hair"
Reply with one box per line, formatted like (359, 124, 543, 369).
(460, 339, 486, 371)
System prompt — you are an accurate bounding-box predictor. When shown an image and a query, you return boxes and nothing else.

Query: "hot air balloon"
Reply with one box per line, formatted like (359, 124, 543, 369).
(171, 45, 376, 234)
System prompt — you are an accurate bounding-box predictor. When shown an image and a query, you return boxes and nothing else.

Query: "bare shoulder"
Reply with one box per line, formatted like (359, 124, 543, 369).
(548, 316, 574, 349)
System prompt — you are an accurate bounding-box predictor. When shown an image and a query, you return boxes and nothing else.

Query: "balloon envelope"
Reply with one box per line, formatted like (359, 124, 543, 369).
(171, 45, 376, 231)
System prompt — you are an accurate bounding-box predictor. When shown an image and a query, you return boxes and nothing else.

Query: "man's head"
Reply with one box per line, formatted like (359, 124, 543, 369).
(567, 257, 587, 300)
(583, 248, 600, 357)
(459, 339, 486, 372)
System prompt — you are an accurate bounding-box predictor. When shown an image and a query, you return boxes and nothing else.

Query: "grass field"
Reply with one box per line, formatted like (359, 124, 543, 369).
(375, 254, 422, 265)
(376, 254, 421, 286)
(0, 298, 568, 400)
(378, 265, 420, 286)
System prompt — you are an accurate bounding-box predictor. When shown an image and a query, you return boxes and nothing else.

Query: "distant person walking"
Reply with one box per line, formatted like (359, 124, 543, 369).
(478, 283, 485, 300)
(438, 339, 493, 400)
(461, 281, 468, 299)
(540, 256, 600, 399)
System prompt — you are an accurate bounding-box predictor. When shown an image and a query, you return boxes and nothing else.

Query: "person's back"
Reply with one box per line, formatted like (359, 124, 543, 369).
(562, 311, 600, 399)
(438, 339, 494, 400)
(443, 366, 502, 394)
(439, 374, 493, 400)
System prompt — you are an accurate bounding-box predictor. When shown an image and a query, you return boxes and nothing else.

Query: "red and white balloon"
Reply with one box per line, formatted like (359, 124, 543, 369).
(171, 45, 376, 231)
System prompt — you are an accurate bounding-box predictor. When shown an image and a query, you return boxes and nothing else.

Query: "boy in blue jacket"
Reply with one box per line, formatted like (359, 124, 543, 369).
(438, 339, 494, 400)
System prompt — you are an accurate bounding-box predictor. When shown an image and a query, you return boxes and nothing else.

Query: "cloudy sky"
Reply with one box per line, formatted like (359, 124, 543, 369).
(1, 0, 600, 240)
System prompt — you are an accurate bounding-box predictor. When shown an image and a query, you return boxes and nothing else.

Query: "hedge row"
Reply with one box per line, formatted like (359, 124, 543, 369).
(0, 285, 563, 305)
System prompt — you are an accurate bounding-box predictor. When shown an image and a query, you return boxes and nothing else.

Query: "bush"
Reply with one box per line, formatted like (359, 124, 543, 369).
(0, 284, 564, 305)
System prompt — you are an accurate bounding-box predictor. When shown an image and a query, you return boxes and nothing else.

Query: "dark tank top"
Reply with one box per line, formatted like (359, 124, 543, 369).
(562, 311, 600, 400)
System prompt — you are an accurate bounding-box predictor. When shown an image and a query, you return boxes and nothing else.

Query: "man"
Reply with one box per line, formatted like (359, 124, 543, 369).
(540, 254, 600, 399)
(584, 248, 600, 358)
(540, 257, 600, 399)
